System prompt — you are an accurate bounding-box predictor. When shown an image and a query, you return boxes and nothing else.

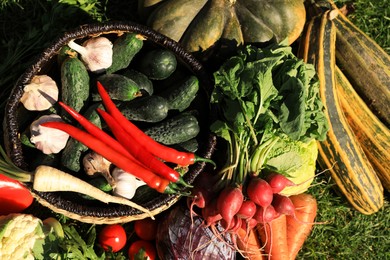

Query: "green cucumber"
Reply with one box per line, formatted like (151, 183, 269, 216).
(144, 112, 200, 145)
(61, 103, 103, 172)
(94, 74, 141, 101)
(159, 75, 199, 112)
(122, 69, 154, 96)
(80, 177, 112, 200)
(106, 33, 144, 74)
(61, 56, 90, 116)
(172, 138, 199, 153)
(118, 95, 169, 123)
(138, 49, 177, 80)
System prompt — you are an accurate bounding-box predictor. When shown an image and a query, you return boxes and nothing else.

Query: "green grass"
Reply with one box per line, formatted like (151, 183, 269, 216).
(0, 0, 389, 259)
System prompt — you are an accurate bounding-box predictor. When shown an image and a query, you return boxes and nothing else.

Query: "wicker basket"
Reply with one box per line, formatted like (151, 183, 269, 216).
(3, 21, 217, 224)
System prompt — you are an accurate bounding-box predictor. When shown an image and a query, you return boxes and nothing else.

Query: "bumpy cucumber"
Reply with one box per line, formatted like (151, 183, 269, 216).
(159, 75, 199, 111)
(106, 33, 144, 74)
(122, 69, 154, 96)
(144, 112, 200, 145)
(138, 49, 177, 80)
(61, 56, 90, 116)
(61, 103, 103, 172)
(118, 95, 169, 123)
(94, 74, 141, 101)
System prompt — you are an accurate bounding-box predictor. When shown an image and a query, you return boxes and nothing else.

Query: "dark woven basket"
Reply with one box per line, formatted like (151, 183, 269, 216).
(3, 21, 217, 224)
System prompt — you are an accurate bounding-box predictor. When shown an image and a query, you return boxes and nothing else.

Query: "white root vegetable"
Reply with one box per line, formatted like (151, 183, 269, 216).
(33, 165, 154, 218)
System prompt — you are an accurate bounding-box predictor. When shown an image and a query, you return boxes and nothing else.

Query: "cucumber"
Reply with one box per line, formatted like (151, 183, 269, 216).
(144, 112, 200, 145)
(94, 74, 141, 101)
(106, 33, 144, 74)
(138, 49, 177, 80)
(61, 56, 90, 117)
(159, 75, 199, 111)
(122, 69, 154, 96)
(118, 95, 169, 123)
(172, 138, 199, 153)
(80, 177, 112, 200)
(61, 103, 103, 172)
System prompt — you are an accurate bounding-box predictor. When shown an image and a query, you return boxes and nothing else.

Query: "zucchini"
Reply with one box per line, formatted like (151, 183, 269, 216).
(144, 112, 200, 145)
(307, 0, 390, 127)
(336, 66, 390, 192)
(158, 75, 199, 112)
(94, 74, 141, 101)
(138, 49, 177, 80)
(106, 33, 145, 74)
(122, 69, 154, 96)
(299, 10, 384, 215)
(118, 95, 169, 123)
(61, 103, 103, 172)
(61, 56, 90, 117)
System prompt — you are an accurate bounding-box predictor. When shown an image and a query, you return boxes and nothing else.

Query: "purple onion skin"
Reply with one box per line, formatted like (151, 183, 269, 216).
(156, 203, 236, 260)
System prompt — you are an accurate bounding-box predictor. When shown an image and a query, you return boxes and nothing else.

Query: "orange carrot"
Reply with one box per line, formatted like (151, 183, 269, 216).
(257, 214, 288, 260)
(287, 193, 318, 260)
(236, 226, 264, 260)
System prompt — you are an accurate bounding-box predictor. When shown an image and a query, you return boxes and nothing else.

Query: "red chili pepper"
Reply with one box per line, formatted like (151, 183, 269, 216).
(58, 101, 135, 161)
(42, 121, 175, 194)
(97, 81, 213, 166)
(96, 108, 184, 184)
(0, 173, 34, 215)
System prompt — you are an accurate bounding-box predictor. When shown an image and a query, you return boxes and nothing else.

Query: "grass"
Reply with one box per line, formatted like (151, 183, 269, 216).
(0, 0, 389, 259)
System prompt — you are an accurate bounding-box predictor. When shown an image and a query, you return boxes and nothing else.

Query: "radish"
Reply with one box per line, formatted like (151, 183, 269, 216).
(253, 205, 279, 223)
(241, 217, 258, 230)
(202, 199, 223, 227)
(221, 215, 242, 233)
(272, 193, 296, 217)
(266, 173, 296, 193)
(236, 200, 257, 220)
(216, 186, 244, 227)
(246, 178, 273, 208)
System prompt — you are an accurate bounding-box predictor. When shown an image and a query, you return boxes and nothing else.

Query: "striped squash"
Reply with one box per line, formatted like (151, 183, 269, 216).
(306, 0, 390, 127)
(335, 67, 390, 191)
(298, 10, 384, 215)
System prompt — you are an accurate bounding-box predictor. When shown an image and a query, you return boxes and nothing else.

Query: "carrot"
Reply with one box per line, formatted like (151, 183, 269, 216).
(257, 214, 288, 260)
(286, 193, 317, 260)
(236, 227, 264, 260)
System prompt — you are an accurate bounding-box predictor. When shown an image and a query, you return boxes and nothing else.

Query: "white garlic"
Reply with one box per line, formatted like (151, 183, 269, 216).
(112, 168, 146, 200)
(30, 114, 70, 154)
(67, 36, 113, 72)
(20, 75, 59, 111)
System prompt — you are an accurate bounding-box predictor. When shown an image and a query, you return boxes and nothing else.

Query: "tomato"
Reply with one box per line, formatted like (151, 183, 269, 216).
(134, 217, 158, 241)
(0, 173, 34, 215)
(98, 224, 127, 252)
(128, 240, 156, 260)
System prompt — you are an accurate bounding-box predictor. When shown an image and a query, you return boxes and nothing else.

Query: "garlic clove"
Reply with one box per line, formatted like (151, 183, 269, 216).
(68, 36, 113, 73)
(30, 115, 70, 154)
(112, 168, 146, 200)
(20, 75, 59, 111)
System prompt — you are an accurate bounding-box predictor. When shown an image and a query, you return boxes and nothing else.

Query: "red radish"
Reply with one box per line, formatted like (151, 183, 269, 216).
(202, 199, 223, 226)
(253, 205, 279, 223)
(241, 218, 258, 230)
(187, 186, 211, 210)
(266, 173, 295, 193)
(272, 193, 296, 217)
(216, 186, 244, 227)
(221, 215, 242, 233)
(247, 178, 273, 208)
(236, 200, 257, 220)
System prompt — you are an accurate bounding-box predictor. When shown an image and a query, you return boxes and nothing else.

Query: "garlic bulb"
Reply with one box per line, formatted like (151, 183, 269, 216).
(67, 36, 113, 72)
(83, 151, 116, 188)
(20, 75, 59, 111)
(30, 115, 70, 154)
(112, 168, 146, 200)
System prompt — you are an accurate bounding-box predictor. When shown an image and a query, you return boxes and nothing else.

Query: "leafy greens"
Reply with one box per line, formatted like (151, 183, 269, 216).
(210, 43, 328, 191)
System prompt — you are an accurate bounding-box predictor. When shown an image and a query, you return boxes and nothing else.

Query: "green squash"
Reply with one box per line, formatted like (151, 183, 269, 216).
(138, 0, 306, 52)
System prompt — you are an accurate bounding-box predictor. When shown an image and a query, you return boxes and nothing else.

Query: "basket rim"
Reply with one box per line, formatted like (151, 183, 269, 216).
(3, 20, 216, 223)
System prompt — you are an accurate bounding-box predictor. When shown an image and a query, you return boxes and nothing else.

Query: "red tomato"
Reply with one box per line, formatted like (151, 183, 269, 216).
(128, 240, 156, 260)
(98, 224, 127, 252)
(0, 173, 34, 215)
(134, 218, 158, 241)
